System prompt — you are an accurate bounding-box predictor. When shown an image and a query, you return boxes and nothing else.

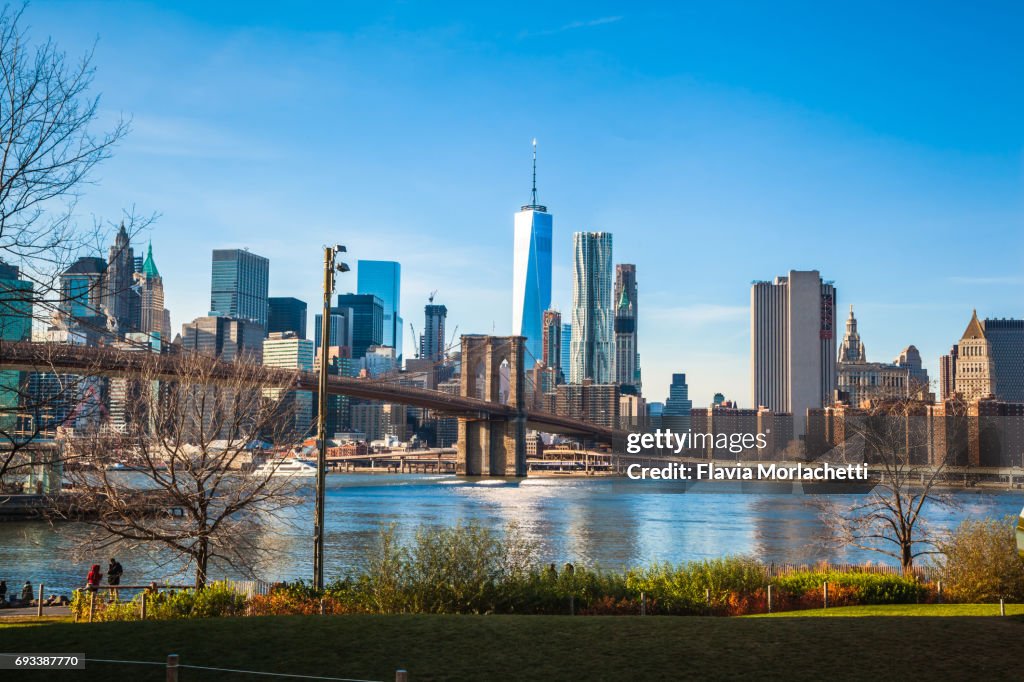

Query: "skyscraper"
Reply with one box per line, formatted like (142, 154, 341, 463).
(570, 231, 614, 384)
(560, 323, 572, 377)
(357, 260, 403, 363)
(336, 293, 383, 359)
(541, 309, 562, 382)
(614, 264, 641, 394)
(751, 270, 836, 437)
(421, 304, 447, 361)
(103, 222, 140, 333)
(0, 260, 32, 432)
(952, 311, 1024, 402)
(137, 243, 168, 340)
(940, 345, 959, 401)
(210, 249, 269, 330)
(263, 332, 315, 436)
(511, 140, 553, 366)
(268, 297, 307, 339)
(180, 315, 264, 363)
(314, 310, 352, 353)
(662, 373, 693, 432)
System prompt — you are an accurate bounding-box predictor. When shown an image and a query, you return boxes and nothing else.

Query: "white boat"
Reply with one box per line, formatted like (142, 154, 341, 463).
(251, 458, 319, 478)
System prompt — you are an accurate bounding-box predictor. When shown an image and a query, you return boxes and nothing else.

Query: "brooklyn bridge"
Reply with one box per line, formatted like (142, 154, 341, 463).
(0, 336, 625, 477)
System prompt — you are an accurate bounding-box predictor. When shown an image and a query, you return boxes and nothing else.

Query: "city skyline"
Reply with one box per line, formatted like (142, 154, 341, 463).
(22, 2, 1024, 406)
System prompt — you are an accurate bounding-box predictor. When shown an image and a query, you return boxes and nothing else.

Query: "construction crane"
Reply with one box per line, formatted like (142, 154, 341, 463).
(428, 289, 439, 304)
(409, 321, 420, 358)
(447, 324, 459, 354)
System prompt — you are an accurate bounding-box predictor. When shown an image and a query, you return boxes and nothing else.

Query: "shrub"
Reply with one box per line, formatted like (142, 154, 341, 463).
(937, 517, 1024, 603)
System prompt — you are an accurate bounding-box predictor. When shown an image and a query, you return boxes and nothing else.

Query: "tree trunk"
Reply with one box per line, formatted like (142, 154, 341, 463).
(195, 539, 209, 590)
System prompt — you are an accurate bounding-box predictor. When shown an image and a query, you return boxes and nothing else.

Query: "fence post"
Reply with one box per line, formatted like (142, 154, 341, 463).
(395, 670, 408, 682)
(166, 654, 179, 682)
(1000, 599, 1005, 616)
(823, 581, 828, 609)
(767, 584, 773, 614)
(640, 592, 646, 617)
(705, 588, 711, 615)
(36, 583, 44, 617)
(141, 593, 147, 621)
(89, 590, 96, 623)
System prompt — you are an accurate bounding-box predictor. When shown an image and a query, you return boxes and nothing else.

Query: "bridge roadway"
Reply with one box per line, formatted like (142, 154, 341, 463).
(0, 341, 620, 443)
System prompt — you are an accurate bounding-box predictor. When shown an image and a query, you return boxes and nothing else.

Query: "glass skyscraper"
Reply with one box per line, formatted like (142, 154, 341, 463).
(268, 297, 307, 339)
(357, 260, 403, 363)
(570, 231, 614, 384)
(512, 140, 552, 367)
(337, 293, 383, 359)
(210, 249, 269, 331)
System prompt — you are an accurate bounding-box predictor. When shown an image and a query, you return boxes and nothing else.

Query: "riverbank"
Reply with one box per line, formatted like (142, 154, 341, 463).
(1, 610, 1021, 680)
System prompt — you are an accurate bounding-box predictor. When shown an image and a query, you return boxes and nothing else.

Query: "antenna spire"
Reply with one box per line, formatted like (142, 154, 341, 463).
(531, 138, 538, 206)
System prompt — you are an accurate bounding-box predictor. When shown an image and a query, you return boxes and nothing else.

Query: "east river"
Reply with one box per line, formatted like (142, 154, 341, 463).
(2, 474, 1023, 592)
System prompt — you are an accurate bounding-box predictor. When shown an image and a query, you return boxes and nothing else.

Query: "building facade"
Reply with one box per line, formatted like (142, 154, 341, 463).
(836, 307, 929, 406)
(662, 373, 693, 432)
(137, 243, 168, 341)
(263, 332, 315, 437)
(268, 297, 307, 339)
(421, 303, 447, 362)
(180, 315, 264, 362)
(570, 231, 614, 384)
(614, 264, 641, 394)
(541, 309, 562, 382)
(751, 269, 836, 437)
(210, 249, 269, 330)
(337, 293, 383, 360)
(103, 223, 140, 333)
(357, 260, 403, 363)
(511, 141, 553, 367)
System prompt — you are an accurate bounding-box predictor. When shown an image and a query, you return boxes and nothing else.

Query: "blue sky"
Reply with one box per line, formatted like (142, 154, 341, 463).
(29, 1, 1024, 406)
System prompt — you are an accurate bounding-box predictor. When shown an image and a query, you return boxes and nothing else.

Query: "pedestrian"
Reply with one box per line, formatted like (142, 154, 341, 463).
(0, 579, 7, 605)
(20, 580, 33, 605)
(85, 564, 102, 593)
(107, 558, 123, 600)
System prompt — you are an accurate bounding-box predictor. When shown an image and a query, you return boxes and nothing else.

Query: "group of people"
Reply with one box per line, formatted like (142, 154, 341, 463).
(0, 558, 124, 609)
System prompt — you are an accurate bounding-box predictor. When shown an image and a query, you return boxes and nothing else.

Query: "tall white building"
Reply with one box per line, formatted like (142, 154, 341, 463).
(570, 231, 614, 384)
(751, 270, 836, 437)
(511, 139, 552, 366)
(263, 332, 315, 437)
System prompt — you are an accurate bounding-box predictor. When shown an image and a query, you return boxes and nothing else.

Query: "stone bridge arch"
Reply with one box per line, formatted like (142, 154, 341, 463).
(457, 335, 527, 476)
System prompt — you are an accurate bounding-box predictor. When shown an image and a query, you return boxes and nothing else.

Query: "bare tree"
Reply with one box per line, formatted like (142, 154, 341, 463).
(62, 350, 309, 589)
(819, 397, 967, 573)
(0, 3, 128, 277)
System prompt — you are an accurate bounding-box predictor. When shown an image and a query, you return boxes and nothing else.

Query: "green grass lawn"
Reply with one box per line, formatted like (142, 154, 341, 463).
(1, 612, 1022, 681)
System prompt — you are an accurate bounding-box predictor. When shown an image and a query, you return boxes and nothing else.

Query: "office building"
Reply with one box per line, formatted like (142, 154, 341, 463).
(137, 243, 168, 340)
(268, 297, 307, 339)
(541, 309, 562, 381)
(836, 307, 929, 406)
(511, 140, 553, 366)
(751, 270, 836, 437)
(314, 309, 353, 356)
(103, 222, 140, 333)
(662, 373, 693, 432)
(940, 345, 959, 401)
(953, 311, 1024, 402)
(263, 332, 315, 436)
(549, 382, 620, 429)
(570, 231, 614, 384)
(421, 303, 447, 362)
(210, 249, 269, 330)
(59, 256, 108, 337)
(108, 332, 160, 433)
(357, 260, 403, 363)
(614, 264, 641, 394)
(180, 315, 264, 363)
(337, 293, 383, 359)
(561, 323, 572, 376)
(0, 261, 33, 434)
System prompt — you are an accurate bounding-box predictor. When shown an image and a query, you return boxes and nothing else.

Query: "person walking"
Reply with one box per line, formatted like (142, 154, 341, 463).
(106, 558, 123, 601)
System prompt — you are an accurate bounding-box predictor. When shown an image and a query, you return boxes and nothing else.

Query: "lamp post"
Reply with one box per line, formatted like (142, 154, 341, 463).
(314, 244, 348, 591)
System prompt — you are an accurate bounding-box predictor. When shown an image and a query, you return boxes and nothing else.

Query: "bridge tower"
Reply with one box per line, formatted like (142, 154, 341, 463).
(456, 335, 527, 477)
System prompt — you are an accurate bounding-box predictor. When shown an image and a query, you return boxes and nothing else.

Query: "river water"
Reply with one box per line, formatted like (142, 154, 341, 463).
(2, 474, 1022, 592)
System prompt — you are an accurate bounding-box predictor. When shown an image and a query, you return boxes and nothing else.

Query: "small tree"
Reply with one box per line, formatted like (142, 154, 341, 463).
(937, 517, 1024, 603)
(819, 398, 965, 573)
(63, 349, 308, 588)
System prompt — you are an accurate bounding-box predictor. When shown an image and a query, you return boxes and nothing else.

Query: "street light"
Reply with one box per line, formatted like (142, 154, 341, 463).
(314, 244, 348, 591)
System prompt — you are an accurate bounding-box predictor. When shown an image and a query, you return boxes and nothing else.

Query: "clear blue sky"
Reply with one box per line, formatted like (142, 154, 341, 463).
(29, 1, 1024, 406)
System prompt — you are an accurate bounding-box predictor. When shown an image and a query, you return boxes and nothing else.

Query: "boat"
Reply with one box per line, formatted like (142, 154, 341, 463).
(251, 458, 319, 478)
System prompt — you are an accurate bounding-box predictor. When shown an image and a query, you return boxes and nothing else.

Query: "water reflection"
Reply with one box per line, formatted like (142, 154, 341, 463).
(1, 474, 1022, 592)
